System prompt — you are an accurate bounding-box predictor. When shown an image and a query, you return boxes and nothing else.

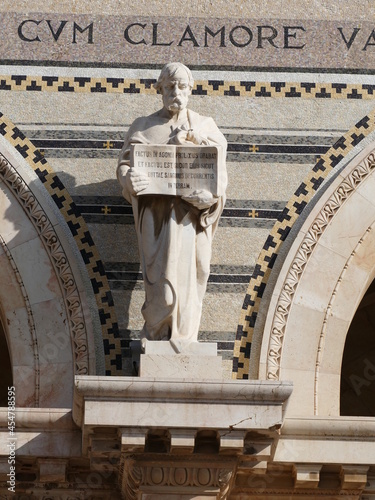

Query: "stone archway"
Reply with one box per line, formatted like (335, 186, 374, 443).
(255, 142, 375, 417)
(340, 276, 375, 416)
(0, 138, 98, 408)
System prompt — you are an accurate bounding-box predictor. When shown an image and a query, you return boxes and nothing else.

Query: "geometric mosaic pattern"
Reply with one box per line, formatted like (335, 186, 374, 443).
(232, 109, 375, 379)
(0, 76, 375, 99)
(0, 112, 122, 375)
(2, 72, 374, 378)
(25, 131, 335, 165)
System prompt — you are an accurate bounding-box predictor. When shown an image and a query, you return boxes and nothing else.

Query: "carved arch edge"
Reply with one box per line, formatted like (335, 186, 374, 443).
(0, 152, 90, 376)
(266, 149, 375, 381)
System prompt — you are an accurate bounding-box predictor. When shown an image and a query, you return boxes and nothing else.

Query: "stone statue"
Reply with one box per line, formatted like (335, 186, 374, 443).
(117, 62, 227, 345)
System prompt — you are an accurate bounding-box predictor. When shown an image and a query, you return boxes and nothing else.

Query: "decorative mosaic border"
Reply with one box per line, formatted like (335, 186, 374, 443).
(0, 153, 89, 377)
(233, 110, 375, 379)
(0, 113, 122, 375)
(267, 152, 375, 381)
(0, 76, 375, 99)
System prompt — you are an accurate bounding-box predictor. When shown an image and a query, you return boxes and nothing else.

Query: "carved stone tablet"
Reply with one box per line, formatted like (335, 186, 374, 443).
(130, 144, 224, 197)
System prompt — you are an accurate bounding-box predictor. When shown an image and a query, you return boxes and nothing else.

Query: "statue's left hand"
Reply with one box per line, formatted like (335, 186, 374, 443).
(185, 129, 203, 145)
(182, 189, 217, 209)
(170, 128, 203, 145)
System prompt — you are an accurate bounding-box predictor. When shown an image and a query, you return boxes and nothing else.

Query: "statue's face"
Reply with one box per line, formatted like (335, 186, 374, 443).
(161, 69, 191, 112)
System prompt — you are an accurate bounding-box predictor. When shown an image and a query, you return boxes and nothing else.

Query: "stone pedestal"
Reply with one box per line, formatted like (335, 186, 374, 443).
(74, 376, 293, 499)
(132, 340, 223, 380)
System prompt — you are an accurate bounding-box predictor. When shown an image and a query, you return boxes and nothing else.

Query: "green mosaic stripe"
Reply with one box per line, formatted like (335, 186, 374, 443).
(0, 113, 122, 375)
(232, 110, 375, 379)
(1, 75, 375, 99)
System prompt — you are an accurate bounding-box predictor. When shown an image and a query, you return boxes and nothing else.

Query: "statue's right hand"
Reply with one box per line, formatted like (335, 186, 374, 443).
(125, 168, 149, 195)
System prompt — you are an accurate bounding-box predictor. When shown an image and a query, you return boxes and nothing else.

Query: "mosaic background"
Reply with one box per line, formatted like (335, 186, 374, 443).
(1, 4, 375, 377)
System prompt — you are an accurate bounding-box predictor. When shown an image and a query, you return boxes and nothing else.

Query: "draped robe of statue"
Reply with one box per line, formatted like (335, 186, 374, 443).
(117, 108, 227, 343)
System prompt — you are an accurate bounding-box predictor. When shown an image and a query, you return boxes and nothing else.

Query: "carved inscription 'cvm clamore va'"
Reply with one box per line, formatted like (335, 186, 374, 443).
(16, 19, 375, 52)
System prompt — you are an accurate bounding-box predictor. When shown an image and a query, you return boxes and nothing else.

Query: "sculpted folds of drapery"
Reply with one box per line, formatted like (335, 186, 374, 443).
(117, 63, 227, 344)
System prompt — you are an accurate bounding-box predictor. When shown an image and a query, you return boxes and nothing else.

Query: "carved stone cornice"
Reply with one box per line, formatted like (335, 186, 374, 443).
(73, 376, 293, 433)
(119, 458, 142, 500)
(74, 376, 292, 497)
(119, 456, 236, 499)
(267, 150, 375, 380)
(0, 153, 89, 375)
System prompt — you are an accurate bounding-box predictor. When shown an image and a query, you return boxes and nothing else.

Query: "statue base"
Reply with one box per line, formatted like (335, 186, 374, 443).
(131, 339, 223, 380)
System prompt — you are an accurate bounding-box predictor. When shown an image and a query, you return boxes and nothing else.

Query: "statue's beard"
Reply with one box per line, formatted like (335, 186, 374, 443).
(165, 98, 187, 111)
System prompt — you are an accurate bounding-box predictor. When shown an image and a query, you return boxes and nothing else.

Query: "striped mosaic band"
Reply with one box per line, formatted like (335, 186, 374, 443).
(0, 113, 122, 375)
(20, 131, 337, 165)
(232, 110, 375, 379)
(1, 76, 375, 99)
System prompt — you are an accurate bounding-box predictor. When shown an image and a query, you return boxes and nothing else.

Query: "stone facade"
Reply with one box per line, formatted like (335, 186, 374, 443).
(0, 1, 375, 498)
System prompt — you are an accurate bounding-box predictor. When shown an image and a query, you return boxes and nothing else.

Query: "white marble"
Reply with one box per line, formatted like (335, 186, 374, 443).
(74, 376, 293, 436)
(293, 464, 322, 488)
(292, 244, 348, 313)
(315, 372, 342, 416)
(357, 168, 375, 208)
(32, 298, 73, 365)
(318, 189, 375, 259)
(142, 339, 218, 356)
(139, 354, 223, 380)
(117, 62, 227, 343)
(276, 417, 375, 465)
(278, 304, 325, 372)
(0, 244, 31, 313)
(0, 182, 38, 250)
(6, 306, 36, 368)
(138, 339, 223, 379)
(38, 361, 74, 408)
(12, 365, 37, 407)
(330, 268, 372, 324)
(0, 409, 81, 457)
(278, 368, 315, 416)
(11, 236, 61, 305)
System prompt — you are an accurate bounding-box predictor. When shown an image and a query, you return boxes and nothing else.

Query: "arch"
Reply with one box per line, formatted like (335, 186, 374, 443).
(233, 110, 375, 380)
(0, 113, 122, 376)
(0, 134, 101, 407)
(255, 141, 375, 417)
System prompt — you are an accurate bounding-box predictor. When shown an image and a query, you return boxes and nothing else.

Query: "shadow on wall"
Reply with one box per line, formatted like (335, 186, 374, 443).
(14, 410, 120, 495)
(54, 171, 140, 376)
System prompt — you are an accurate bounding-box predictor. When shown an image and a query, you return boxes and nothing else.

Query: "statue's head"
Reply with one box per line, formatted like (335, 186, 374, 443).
(154, 62, 194, 113)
